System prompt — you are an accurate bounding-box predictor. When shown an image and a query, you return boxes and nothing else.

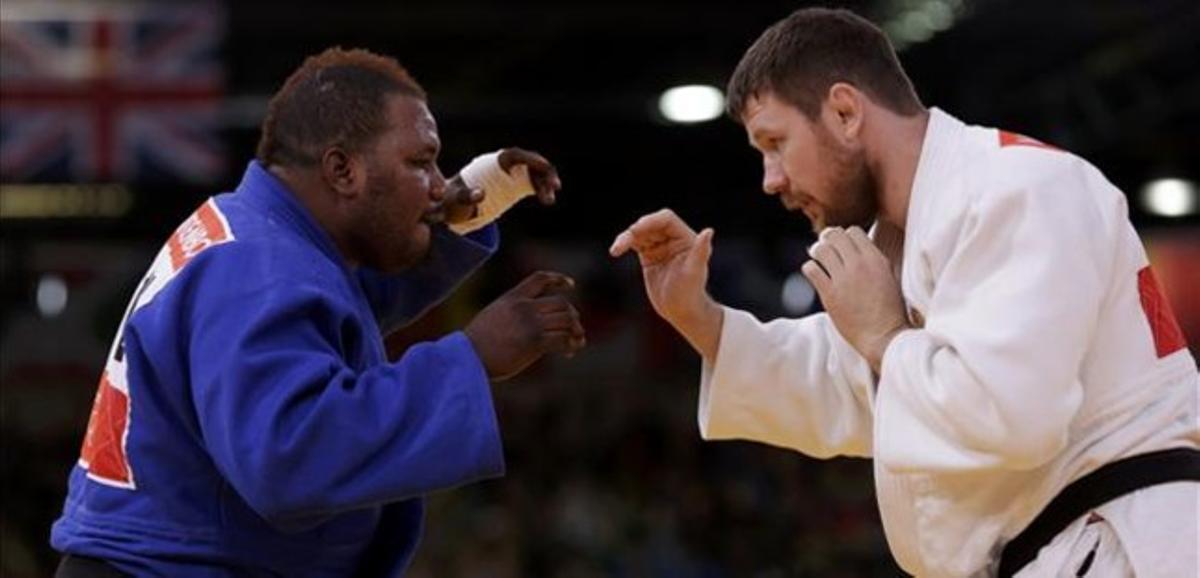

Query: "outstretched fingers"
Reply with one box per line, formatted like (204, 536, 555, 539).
(610, 208, 694, 258)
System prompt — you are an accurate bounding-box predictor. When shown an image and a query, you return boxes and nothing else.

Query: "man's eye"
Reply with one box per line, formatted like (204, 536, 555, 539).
(756, 137, 779, 152)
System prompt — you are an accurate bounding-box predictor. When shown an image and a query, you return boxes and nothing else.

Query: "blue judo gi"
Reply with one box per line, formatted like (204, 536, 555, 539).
(52, 161, 504, 577)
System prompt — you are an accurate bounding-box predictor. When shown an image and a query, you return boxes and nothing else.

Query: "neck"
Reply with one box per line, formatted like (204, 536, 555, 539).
(267, 164, 361, 268)
(869, 108, 929, 231)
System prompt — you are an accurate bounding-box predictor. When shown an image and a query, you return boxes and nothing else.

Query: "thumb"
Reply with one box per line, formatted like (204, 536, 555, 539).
(686, 228, 714, 272)
(609, 230, 635, 257)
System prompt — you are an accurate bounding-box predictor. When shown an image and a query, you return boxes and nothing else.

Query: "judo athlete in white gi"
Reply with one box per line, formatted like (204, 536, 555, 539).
(610, 8, 1199, 578)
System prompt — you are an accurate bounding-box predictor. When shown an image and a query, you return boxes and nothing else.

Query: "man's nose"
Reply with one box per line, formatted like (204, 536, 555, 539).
(762, 159, 785, 195)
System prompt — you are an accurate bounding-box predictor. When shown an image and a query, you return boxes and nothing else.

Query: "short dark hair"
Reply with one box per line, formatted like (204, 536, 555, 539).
(256, 47, 426, 167)
(726, 7, 922, 122)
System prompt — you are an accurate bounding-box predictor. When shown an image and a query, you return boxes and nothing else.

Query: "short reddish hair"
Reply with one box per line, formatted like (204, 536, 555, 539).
(256, 47, 426, 167)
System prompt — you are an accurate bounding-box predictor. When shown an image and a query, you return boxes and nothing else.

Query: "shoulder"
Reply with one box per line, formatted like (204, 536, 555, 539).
(963, 130, 1123, 224)
(194, 196, 343, 284)
(151, 199, 349, 314)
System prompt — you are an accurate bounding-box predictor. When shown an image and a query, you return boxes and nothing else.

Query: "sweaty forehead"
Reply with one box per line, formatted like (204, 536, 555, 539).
(384, 95, 440, 149)
(747, 92, 815, 143)
(744, 93, 786, 143)
(744, 93, 784, 129)
(409, 100, 437, 135)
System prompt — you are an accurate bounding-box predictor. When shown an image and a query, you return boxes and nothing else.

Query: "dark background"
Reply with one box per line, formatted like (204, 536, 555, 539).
(3, 0, 1198, 576)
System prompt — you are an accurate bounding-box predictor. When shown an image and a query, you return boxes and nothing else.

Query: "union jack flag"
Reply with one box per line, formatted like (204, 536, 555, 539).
(0, 2, 225, 184)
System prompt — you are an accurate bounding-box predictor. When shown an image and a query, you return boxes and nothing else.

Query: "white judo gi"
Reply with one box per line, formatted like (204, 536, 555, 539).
(697, 108, 1200, 577)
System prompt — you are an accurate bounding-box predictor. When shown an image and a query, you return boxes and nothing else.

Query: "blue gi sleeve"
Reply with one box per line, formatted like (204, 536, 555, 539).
(188, 277, 504, 530)
(357, 224, 498, 335)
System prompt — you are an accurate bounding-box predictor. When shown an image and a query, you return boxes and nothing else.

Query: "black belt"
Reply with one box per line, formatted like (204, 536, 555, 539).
(997, 448, 1200, 577)
(55, 554, 131, 578)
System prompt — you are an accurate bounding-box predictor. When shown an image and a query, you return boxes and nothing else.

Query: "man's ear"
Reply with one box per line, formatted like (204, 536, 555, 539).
(320, 147, 364, 199)
(824, 82, 865, 143)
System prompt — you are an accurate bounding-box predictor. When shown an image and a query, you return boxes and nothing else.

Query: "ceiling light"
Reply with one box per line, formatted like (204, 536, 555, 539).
(658, 85, 725, 124)
(37, 274, 69, 318)
(1140, 178, 1198, 217)
(781, 271, 817, 315)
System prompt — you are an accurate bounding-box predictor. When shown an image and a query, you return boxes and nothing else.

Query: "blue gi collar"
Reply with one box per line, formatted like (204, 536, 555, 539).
(234, 160, 350, 270)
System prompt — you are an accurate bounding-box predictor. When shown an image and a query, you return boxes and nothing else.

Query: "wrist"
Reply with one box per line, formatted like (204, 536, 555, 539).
(670, 297, 724, 360)
(866, 323, 908, 375)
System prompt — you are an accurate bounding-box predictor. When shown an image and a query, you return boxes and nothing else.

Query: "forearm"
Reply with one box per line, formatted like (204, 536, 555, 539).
(200, 333, 503, 528)
(698, 309, 876, 457)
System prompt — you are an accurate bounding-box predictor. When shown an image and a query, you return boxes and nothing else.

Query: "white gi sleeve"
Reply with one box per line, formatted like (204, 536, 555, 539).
(876, 158, 1109, 473)
(698, 307, 877, 458)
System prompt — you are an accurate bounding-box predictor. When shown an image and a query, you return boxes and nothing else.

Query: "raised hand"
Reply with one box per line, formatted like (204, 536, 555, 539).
(443, 147, 562, 234)
(498, 147, 561, 205)
(610, 208, 722, 359)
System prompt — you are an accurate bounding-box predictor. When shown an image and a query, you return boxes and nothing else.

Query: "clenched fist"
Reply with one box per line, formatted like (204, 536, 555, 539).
(464, 271, 585, 381)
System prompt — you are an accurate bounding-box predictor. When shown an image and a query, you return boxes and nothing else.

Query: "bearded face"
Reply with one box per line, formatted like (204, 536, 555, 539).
(744, 92, 880, 234)
(807, 122, 879, 232)
(344, 95, 445, 273)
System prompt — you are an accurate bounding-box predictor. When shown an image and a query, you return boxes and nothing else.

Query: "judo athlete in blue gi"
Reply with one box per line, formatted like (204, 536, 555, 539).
(51, 48, 585, 577)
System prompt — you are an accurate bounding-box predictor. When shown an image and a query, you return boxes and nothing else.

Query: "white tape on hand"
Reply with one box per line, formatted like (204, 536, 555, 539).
(448, 151, 535, 234)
